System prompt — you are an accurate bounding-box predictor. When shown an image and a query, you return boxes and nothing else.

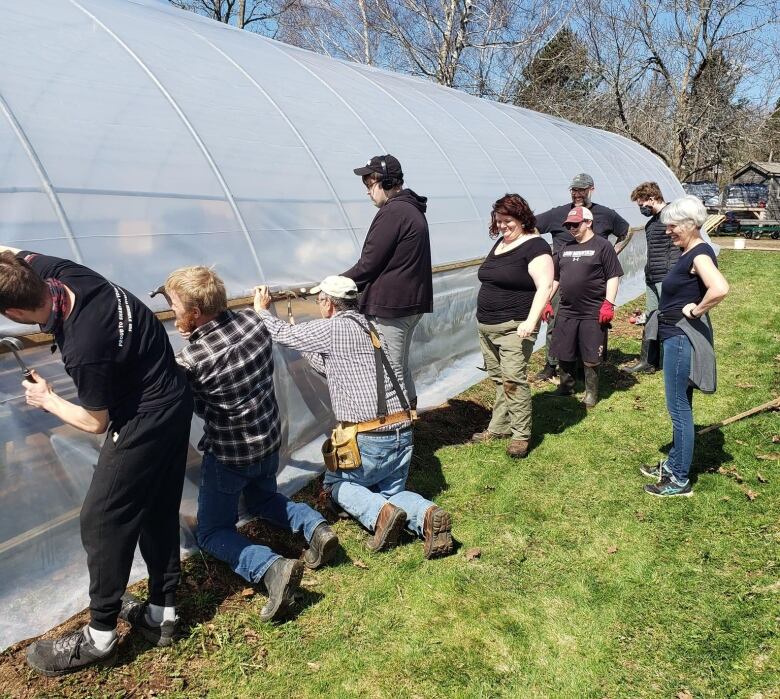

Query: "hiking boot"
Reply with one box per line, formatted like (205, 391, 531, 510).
(422, 505, 454, 559)
(119, 594, 177, 647)
(470, 430, 510, 443)
(303, 522, 339, 569)
(506, 439, 529, 459)
(26, 626, 117, 677)
(624, 339, 656, 374)
(367, 502, 407, 552)
(534, 363, 557, 382)
(644, 476, 693, 498)
(583, 366, 599, 409)
(260, 558, 304, 622)
(639, 460, 671, 480)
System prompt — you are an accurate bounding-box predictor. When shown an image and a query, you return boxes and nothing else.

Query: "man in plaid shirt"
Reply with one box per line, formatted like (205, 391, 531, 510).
(163, 266, 339, 622)
(255, 276, 453, 559)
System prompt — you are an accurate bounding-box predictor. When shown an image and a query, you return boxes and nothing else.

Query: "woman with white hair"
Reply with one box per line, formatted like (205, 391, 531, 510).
(641, 195, 729, 497)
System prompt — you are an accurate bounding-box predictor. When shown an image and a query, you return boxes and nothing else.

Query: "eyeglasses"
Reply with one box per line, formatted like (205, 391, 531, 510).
(570, 187, 591, 194)
(563, 222, 580, 230)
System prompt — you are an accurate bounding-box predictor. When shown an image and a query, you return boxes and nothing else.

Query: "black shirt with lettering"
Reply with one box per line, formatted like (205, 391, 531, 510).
(554, 236, 624, 319)
(658, 243, 718, 340)
(21, 252, 187, 422)
(536, 202, 630, 254)
(477, 237, 551, 324)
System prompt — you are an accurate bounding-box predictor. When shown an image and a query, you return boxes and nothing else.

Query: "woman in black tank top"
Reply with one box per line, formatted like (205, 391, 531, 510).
(642, 196, 729, 498)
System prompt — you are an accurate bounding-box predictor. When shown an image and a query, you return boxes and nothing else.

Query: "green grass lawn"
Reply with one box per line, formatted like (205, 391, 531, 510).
(2, 250, 778, 699)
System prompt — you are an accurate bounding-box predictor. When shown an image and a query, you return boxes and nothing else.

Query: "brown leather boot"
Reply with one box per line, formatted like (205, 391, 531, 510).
(506, 439, 529, 459)
(422, 505, 453, 559)
(367, 503, 407, 552)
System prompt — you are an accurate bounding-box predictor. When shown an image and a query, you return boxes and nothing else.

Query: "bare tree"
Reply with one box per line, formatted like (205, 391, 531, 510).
(170, 0, 299, 32)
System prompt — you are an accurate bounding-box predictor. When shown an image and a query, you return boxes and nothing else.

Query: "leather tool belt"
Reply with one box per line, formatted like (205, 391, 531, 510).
(321, 409, 414, 472)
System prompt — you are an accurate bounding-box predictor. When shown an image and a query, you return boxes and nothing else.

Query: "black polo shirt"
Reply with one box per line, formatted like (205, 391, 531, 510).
(536, 202, 630, 254)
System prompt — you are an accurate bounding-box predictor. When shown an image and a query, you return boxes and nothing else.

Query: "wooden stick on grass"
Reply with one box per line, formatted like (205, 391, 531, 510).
(698, 396, 780, 435)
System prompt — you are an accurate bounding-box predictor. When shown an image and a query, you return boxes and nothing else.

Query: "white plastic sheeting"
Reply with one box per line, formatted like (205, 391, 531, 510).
(0, 0, 686, 648)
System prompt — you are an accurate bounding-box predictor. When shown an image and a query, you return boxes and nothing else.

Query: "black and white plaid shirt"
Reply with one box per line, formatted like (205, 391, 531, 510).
(258, 309, 408, 430)
(177, 309, 281, 466)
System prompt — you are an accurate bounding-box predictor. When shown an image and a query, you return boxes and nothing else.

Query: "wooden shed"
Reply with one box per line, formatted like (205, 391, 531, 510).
(732, 161, 780, 220)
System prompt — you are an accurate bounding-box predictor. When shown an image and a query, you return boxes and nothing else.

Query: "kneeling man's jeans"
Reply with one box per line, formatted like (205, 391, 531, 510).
(197, 451, 326, 583)
(323, 428, 432, 536)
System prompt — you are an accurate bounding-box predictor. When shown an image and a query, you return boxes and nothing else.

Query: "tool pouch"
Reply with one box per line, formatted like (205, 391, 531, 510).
(322, 423, 361, 472)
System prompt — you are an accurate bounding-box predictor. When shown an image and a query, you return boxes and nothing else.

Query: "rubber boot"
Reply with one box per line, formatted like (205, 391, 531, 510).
(583, 366, 599, 408)
(552, 361, 576, 396)
(625, 338, 656, 374)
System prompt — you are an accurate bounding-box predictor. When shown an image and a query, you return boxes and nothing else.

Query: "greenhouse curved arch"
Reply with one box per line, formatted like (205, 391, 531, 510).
(0, 0, 684, 647)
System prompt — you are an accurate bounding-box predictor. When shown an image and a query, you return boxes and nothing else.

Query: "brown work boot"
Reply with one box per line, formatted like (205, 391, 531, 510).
(367, 503, 407, 552)
(422, 505, 453, 559)
(506, 439, 529, 459)
(470, 430, 510, 443)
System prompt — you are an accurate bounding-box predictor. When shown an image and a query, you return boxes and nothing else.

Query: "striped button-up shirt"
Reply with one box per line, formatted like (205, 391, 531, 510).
(177, 309, 281, 466)
(258, 309, 408, 430)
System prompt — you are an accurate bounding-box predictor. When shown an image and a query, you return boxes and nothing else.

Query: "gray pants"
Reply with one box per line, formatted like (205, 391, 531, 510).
(371, 314, 423, 405)
(646, 282, 662, 314)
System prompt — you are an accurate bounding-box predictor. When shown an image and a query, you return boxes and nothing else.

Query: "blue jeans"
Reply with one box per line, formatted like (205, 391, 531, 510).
(323, 428, 433, 537)
(663, 335, 695, 484)
(197, 451, 326, 584)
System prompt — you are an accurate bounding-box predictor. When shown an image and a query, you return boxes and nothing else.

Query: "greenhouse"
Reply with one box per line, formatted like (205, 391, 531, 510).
(0, 0, 686, 649)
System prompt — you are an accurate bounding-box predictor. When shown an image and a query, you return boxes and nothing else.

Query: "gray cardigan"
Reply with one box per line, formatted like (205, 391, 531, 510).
(645, 311, 717, 393)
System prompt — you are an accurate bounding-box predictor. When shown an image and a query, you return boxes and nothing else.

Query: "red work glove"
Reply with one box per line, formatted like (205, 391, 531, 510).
(598, 300, 615, 325)
(541, 302, 554, 323)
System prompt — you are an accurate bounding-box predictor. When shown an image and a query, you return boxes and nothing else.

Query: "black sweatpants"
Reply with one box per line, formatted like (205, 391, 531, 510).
(80, 395, 193, 630)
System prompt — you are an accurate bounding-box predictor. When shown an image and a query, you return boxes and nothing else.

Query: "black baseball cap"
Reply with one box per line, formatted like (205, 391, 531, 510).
(353, 154, 403, 181)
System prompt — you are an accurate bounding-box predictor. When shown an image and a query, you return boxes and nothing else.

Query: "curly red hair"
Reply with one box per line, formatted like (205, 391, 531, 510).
(489, 194, 537, 239)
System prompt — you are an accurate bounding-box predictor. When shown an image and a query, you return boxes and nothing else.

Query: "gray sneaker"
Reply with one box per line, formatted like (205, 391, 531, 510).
(26, 626, 117, 677)
(644, 476, 693, 497)
(119, 594, 178, 647)
(639, 460, 672, 480)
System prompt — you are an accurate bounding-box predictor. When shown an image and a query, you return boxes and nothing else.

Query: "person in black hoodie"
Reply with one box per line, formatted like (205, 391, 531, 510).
(343, 155, 433, 410)
(624, 181, 681, 373)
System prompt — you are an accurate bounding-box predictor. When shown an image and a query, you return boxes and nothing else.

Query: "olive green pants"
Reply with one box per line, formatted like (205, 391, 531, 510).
(477, 320, 537, 441)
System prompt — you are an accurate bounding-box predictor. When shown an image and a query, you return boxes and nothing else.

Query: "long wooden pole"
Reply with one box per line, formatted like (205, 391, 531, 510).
(697, 397, 780, 435)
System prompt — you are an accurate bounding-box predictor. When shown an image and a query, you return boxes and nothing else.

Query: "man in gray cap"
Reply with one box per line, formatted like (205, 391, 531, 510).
(342, 155, 433, 411)
(254, 276, 453, 560)
(533, 174, 630, 381)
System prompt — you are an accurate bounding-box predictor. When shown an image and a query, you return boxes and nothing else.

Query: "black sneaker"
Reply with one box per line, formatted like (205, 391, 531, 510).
(119, 594, 177, 647)
(644, 476, 693, 497)
(261, 558, 304, 622)
(26, 626, 117, 677)
(639, 460, 671, 479)
(303, 522, 339, 569)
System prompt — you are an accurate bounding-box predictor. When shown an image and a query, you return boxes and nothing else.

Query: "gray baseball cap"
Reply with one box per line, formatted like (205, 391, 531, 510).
(570, 173, 595, 189)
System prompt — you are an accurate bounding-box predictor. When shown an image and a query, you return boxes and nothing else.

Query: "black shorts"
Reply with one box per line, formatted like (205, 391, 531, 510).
(549, 315, 607, 365)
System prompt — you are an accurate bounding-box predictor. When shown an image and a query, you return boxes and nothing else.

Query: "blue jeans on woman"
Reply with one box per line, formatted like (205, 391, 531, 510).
(197, 450, 326, 584)
(663, 335, 695, 484)
(323, 427, 433, 536)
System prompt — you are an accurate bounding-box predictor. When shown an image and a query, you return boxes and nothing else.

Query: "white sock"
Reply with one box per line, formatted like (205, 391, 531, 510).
(87, 625, 117, 651)
(145, 603, 176, 625)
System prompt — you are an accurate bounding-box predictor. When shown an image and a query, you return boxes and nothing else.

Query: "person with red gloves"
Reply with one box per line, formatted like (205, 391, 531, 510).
(548, 206, 623, 408)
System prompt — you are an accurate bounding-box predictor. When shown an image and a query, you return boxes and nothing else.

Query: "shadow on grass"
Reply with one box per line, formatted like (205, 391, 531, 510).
(657, 426, 733, 482)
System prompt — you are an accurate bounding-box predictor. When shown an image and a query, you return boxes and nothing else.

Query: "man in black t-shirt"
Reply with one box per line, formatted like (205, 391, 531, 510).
(0, 247, 191, 675)
(534, 173, 630, 381)
(547, 207, 623, 408)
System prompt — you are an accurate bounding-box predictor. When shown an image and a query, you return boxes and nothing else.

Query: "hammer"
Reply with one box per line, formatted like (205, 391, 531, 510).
(0, 336, 37, 383)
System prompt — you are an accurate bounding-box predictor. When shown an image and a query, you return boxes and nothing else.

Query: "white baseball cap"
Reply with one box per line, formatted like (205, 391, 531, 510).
(309, 275, 358, 299)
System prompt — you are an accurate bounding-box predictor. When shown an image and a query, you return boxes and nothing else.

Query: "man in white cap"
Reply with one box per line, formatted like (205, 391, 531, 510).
(254, 276, 453, 559)
(344, 154, 433, 411)
(548, 207, 623, 408)
(534, 174, 630, 382)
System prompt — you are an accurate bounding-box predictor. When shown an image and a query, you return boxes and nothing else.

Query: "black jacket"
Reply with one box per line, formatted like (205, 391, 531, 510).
(645, 207, 681, 283)
(342, 189, 433, 318)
